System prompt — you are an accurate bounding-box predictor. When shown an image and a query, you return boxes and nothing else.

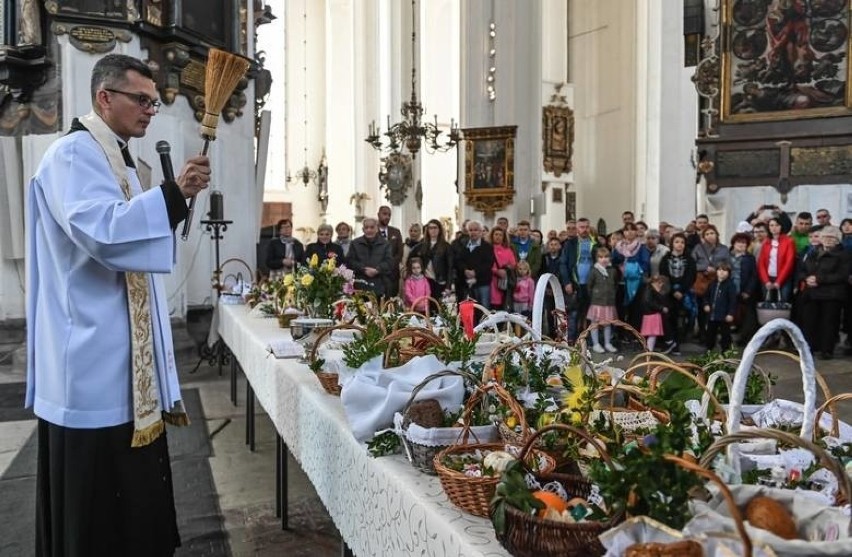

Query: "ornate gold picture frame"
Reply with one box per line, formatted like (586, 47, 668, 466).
(543, 105, 574, 176)
(463, 126, 517, 217)
(721, 0, 852, 123)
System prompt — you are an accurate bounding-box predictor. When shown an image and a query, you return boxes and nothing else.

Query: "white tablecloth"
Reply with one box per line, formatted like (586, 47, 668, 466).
(218, 304, 510, 556)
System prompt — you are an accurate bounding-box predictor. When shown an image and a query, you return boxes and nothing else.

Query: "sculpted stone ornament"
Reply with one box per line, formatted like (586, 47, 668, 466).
(379, 151, 413, 206)
(52, 23, 132, 54)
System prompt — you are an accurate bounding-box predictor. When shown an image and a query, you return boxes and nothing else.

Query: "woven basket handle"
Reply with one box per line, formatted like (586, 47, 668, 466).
(481, 339, 572, 384)
(699, 370, 733, 419)
(649, 362, 726, 421)
(474, 310, 541, 340)
(400, 368, 480, 422)
(389, 311, 433, 331)
(706, 357, 773, 402)
(619, 360, 726, 421)
(814, 393, 852, 440)
(381, 327, 445, 367)
(408, 295, 441, 316)
(663, 455, 753, 557)
(728, 320, 817, 440)
(699, 428, 852, 515)
(576, 319, 647, 373)
(756, 349, 834, 409)
(531, 273, 566, 339)
(516, 423, 616, 471)
(459, 382, 526, 445)
(307, 323, 365, 364)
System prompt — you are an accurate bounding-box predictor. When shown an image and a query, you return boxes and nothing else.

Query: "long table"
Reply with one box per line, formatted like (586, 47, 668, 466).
(218, 304, 510, 556)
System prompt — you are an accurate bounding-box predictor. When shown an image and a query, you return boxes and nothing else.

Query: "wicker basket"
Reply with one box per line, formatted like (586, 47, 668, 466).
(382, 327, 445, 368)
(494, 423, 623, 557)
(620, 455, 755, 557)
(433, 383, 555, 517)
(315, 371, 342, 396)
(397, 369, 486, 474)
(576, 319, 646, 354)
(482, 339, 580, 465)
(815, 392, 852, 440)
(308, 323, 365, 396)
(408, 295, 443, 316)
(699, 428, 852, 507)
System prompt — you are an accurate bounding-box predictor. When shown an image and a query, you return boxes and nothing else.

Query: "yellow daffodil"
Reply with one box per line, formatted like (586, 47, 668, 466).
(560, 364, 587, 411)
(301, 274, 314, 287)
(309, 253, 319, 268)
(283, 274, 294, 286)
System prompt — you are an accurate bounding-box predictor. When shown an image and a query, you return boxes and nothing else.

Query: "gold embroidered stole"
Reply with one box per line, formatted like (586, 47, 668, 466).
(80, 112, 188, 447)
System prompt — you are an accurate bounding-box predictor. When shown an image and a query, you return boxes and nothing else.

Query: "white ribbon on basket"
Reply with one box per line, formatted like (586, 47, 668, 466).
(474, 311, 542, 340)
(531, 273, 566, 338)
(725, 319, 818, 478)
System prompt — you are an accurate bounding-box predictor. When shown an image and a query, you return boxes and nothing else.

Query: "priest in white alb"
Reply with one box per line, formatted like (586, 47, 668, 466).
(25, 54, 210, 556)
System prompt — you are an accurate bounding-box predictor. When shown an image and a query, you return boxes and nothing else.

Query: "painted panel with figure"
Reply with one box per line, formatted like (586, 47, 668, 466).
(722, 0, 852, 122)
(462, 126, 517, 217)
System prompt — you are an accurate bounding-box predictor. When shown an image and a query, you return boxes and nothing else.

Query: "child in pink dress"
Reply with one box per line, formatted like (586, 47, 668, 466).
(404, 257, 431, 312)
(640, 275, 668, 352)
(512, 260, 535, 317)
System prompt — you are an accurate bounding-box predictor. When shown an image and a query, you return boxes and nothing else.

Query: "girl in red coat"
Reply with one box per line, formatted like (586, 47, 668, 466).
(757, 217, 795, 302)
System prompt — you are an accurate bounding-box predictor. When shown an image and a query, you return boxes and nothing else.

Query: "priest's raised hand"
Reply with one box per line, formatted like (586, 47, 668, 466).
(177, 154, 211, 198)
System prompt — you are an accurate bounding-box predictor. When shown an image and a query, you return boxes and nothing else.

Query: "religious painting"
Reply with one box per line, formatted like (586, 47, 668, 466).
(464, 126, 515, 191)
(551, 187, 563, 204)
(543, 105, 574, 177)
(462, 126, 517, 217)
(722, 0, 852, 122)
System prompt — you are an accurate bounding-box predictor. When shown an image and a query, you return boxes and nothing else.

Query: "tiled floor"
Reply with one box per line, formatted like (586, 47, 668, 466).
(2, 321, 852, 556)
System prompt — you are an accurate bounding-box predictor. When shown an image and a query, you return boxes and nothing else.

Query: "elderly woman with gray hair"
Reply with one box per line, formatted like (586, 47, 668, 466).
(799, 225, 850, 360)
(304, 223, 344, 265)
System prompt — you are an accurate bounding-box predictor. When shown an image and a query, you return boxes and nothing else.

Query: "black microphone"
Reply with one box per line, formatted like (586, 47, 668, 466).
(156, 140, 176, 184)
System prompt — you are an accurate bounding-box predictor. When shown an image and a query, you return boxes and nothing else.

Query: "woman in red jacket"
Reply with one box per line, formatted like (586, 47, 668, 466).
(757, 217, 795, 302)
(490, 227, 517, 310)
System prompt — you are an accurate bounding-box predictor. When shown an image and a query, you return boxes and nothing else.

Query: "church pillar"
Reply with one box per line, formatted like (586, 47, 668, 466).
(459, 0, 541, 228)
(635, 0, 700, 229)
(324, 0, 369, 231)
(539, 0, 572, 235)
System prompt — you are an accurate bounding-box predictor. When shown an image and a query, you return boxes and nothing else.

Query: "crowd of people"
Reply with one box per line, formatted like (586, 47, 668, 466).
(267, 204, 852, 360)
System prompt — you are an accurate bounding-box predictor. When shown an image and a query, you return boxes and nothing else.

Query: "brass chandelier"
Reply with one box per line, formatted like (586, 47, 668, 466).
(364, 0, 460, 159)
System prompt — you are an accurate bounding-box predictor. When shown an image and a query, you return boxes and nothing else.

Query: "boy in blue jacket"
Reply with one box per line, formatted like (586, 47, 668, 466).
(704, 261, 738, 351)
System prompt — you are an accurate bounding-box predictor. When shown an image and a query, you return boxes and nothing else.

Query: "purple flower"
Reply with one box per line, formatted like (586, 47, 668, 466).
(642, 434, 658, 447)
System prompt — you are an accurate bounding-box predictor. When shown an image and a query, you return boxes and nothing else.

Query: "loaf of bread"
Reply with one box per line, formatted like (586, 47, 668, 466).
(625, 540, 703, 557)
(404, 399, 444, 429)
(745, 496, 798, 540)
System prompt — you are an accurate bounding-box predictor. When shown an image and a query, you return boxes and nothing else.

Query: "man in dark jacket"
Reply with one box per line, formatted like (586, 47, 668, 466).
(800, 226, 850, 359)
(377, 205, 404, 297)
(729, 232, 758, 344)
(452, 220, 494, 306)
(266, 219, 304, 279)
(347, 218, 393, 298)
